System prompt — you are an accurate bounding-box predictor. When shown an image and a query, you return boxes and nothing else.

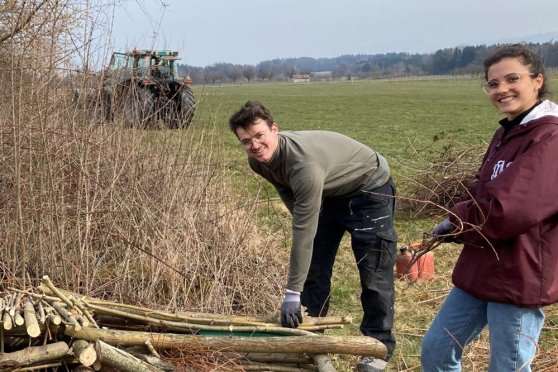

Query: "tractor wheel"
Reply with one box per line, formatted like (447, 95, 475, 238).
(177, 85, 195, 129)
(124, 88, 155, 128)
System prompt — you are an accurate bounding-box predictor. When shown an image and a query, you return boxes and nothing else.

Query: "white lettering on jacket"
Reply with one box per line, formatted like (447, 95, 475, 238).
(491, 160, 513, 179)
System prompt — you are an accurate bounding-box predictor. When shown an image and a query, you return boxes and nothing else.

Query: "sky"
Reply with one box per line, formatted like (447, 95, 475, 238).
(110, 0, 558, 67)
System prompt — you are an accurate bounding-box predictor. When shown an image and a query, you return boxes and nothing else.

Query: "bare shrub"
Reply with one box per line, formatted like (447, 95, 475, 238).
(0, 1, 286, 315)
(395, 134, 486, 218)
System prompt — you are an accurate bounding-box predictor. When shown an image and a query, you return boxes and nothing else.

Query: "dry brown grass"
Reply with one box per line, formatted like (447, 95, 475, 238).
(0, 1, 287, 316)
(1, 85, 287, 314)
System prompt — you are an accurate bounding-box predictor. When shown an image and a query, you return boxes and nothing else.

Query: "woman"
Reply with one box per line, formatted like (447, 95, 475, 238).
(421, 44, 558, 371)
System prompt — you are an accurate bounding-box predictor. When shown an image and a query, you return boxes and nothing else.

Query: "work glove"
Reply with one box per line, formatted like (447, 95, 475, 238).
(280, 289, 303, 328)
(432, 218, 457, 242)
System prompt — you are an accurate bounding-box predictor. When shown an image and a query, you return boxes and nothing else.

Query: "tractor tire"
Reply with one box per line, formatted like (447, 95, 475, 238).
(177, 85, 195, 129)
(124, 88, 155, 128)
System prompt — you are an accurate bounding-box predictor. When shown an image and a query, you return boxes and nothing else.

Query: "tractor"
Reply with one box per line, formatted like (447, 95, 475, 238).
(98, 49, 195, 129)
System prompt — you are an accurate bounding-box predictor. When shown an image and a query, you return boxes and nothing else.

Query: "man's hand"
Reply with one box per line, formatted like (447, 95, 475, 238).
(432, 218, 459, 242)
(280, 289, 303, 328)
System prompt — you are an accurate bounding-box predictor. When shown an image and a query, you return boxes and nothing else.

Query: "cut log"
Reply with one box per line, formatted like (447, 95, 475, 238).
(37, 300, 46, 324)
(144, 340, 160, 358)
(5, 293, 15, 318)
(2, 311, 13, 331)
(52, 301, 81, 331)
(77, 315, 91, 328)
(65, 327, 387, 359)
(124, 346, 174, 371)
(240, 352, 313, 364)
(37, 286, 350, 329)
(0, 341, 69, 368)
(13, 310, 24, 327)
(85, 302, 316, 336)
(312, 354, 336, 372)
(242, 360, 317, 371)
(72, 339, 97, 367)
(13, 293, 23, 317)
(68, 295, 98, 328)
(42, 275, 74, 308)
(95, 340, 162, 372)
(47, 312, 62, 326)
(23, 299, 41, 338)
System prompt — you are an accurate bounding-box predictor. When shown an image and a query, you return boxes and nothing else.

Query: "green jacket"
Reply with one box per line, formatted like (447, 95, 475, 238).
(248, 130, 390, 291)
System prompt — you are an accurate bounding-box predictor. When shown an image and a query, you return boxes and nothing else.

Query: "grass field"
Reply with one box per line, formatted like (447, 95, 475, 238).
(189, 77, 558, 371)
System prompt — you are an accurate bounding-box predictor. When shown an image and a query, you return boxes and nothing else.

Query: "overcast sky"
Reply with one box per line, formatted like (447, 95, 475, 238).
(110, 0, 558, 67)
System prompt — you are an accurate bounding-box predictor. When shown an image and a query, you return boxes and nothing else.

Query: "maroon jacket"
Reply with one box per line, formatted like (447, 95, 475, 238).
(450, 100, 558, 307)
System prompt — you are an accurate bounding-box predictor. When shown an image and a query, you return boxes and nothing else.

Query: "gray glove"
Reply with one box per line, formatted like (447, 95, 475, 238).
(280, 289, 303, 328)
(432, 218, 455, 240)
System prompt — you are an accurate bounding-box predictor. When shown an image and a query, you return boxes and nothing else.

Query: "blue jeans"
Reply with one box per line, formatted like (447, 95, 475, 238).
(301, 178, 397, 359)
(421, 287, 545, 372)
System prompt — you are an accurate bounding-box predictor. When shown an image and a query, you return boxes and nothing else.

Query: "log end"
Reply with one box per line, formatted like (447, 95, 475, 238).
(26, 324, 42, 338)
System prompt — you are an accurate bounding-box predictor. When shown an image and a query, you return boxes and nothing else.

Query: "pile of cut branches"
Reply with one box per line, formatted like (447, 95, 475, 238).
(396, 137, 486, 217)
(0, 276, 386, 371)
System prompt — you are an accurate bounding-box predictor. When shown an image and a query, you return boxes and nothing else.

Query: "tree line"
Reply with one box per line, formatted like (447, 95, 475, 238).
(179, 41, 558, 84)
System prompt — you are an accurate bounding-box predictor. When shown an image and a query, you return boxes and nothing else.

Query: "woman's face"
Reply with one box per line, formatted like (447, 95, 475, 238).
(485, 57, 543, 120)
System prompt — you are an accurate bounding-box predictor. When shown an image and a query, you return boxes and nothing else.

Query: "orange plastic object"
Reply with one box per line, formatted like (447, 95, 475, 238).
(396, 242, 435, 281)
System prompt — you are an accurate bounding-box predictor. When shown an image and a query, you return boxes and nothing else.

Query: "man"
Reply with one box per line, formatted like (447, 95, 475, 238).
(229, 101, 397, 371)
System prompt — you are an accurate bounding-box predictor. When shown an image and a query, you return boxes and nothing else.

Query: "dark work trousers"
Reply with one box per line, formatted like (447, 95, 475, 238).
(300, 177, 397, 360)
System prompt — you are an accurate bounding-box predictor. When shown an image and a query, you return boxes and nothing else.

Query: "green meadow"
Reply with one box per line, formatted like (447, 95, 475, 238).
(193, 78, 499, 157)
(189, 77, 558, 371)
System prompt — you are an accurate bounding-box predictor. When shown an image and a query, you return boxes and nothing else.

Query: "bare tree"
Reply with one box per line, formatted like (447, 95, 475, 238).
(242, 65, 256, 82)
(257, 61, 273, 80)
(226, 64, 242, 82)
(0, 0, 48, 45)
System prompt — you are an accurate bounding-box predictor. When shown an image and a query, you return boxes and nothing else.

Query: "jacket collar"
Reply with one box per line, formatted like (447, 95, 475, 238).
(496, 100, 558, 144)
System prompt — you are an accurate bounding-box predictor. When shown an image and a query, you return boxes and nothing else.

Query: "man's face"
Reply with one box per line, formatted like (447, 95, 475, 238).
(235, 118, 279, 164)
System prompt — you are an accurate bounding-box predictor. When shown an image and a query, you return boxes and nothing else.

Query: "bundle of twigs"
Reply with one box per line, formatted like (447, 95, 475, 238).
(396, 140, 485, 217)
(0, 276, 388, 371)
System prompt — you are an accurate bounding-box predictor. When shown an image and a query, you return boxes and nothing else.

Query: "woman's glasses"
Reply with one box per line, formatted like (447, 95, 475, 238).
(482, 72, 537, 94)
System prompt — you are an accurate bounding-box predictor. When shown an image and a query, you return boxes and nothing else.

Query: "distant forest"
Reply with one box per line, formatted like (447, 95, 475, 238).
(178, 41, 558, 85)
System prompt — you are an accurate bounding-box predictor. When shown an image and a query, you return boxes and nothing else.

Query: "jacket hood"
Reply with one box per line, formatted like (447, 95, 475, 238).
(521, 99, 558, 125)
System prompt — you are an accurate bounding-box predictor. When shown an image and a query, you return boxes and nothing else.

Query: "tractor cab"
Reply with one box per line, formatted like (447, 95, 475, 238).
(132, 49, 179, 80)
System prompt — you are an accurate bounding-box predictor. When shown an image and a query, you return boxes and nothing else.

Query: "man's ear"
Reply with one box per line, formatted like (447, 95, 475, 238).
(271, 122, 279, 133)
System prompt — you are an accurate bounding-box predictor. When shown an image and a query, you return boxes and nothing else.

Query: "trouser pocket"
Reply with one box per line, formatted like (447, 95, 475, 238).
(373, 228, 397, 271)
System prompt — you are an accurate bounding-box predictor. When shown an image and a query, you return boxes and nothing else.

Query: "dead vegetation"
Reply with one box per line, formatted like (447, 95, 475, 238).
(395, 134, 486, 218)
(0, 1, 286, 317)
(0, 277, 382, 371)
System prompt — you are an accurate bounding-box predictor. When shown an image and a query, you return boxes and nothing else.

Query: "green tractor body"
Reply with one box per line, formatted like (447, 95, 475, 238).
(99, 49, 195, 128)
